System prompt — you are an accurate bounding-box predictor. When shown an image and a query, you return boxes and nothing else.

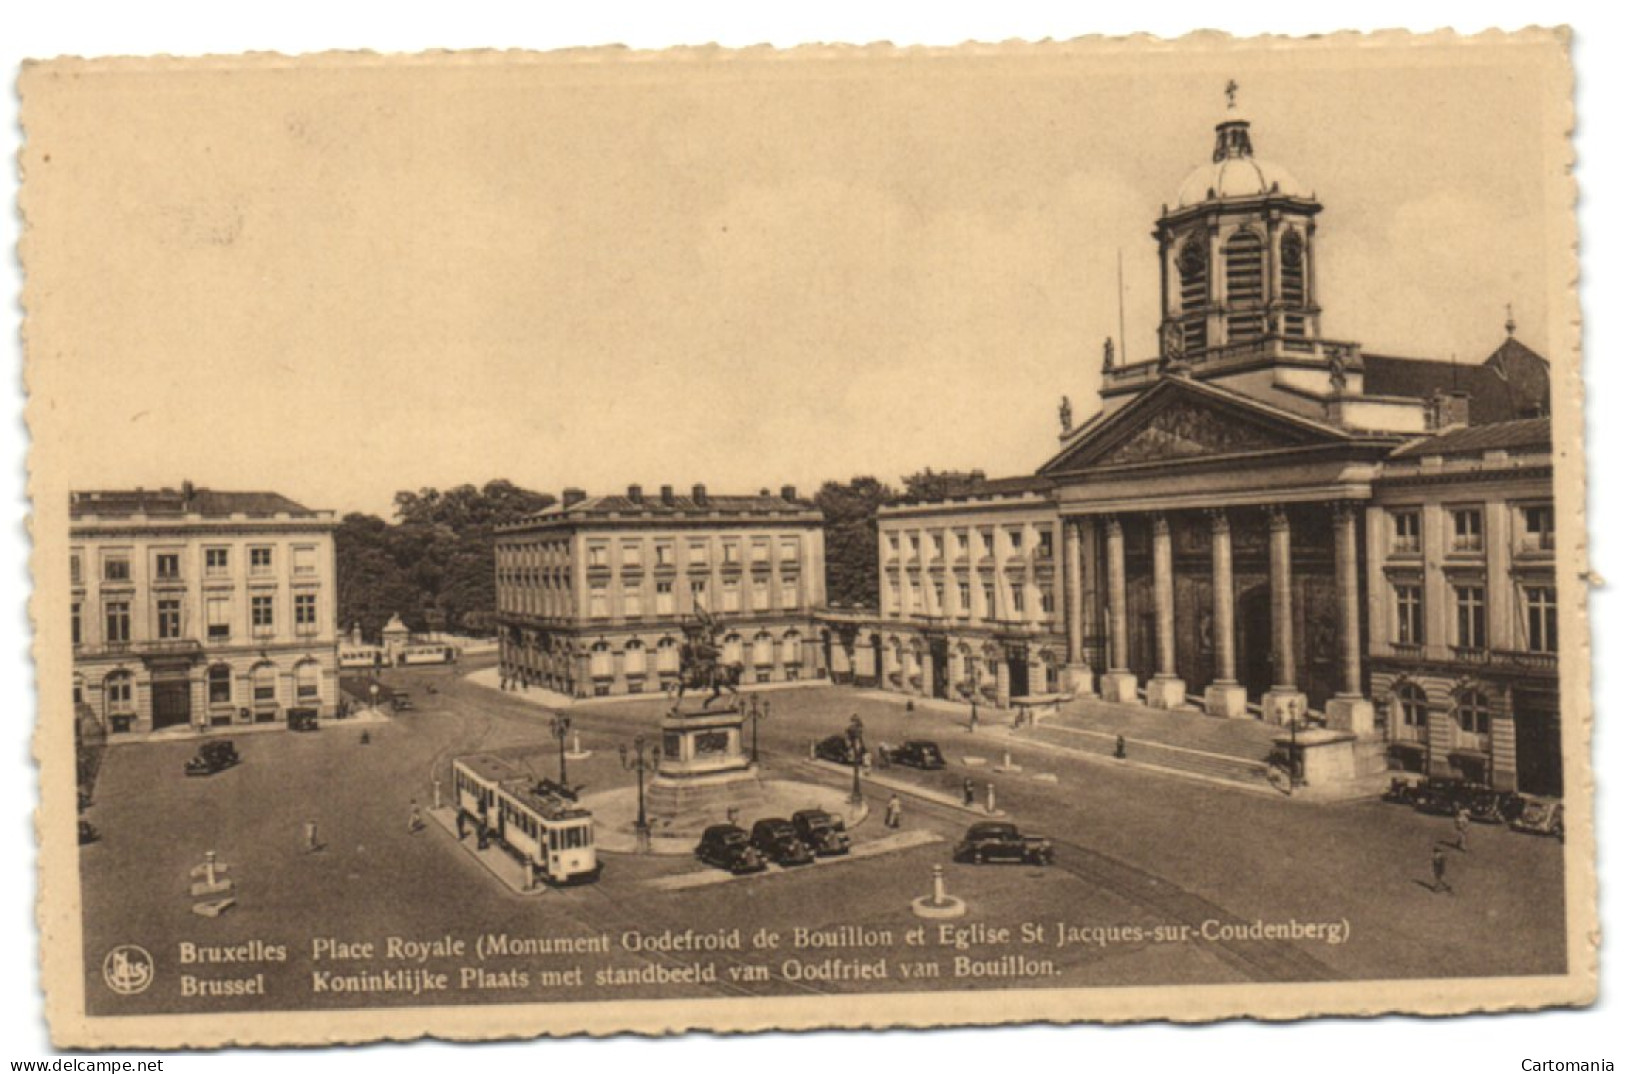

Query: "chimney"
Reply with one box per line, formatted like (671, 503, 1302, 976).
(780, 485, 797, 502)
(692, 483, 709, 506)
(562, 487, 587, 508)
(627, 484, 644, 504)
(660, 485, 675, 506)
(181, 479, 196, 504)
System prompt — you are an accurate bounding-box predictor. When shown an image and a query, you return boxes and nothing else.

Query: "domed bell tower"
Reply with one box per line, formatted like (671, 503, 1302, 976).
(1154, 82, 1324, 368)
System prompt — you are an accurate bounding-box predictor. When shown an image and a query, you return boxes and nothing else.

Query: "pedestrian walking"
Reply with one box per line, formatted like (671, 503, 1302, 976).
(969, 702, 979, 734)
(1431, 844, 1453, 894)
(962, 778, 976, 807)
(408, 798, 424, 834)
(1455, 807, 1471, 852)
(885, 794, 902, 829)
(304, 819, 320, 853)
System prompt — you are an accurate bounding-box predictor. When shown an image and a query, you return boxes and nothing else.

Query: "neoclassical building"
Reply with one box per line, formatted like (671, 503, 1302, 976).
(860, 95, 1557, 793)
(71, 484, 341, 736)
(494, 484, 826, 698)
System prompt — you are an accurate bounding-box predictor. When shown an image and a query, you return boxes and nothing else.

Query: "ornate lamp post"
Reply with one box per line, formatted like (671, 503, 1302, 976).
(550, 714, 572, 786)
(846, 714, 865, 807)
(619, 736, 658, 853)
(748, 696, 771, 765)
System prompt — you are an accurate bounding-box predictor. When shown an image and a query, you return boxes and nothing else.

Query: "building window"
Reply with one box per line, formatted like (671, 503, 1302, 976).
(780, 577, 798, 609)
(1394, 584, 1423, 645)
(1011, 586, 1026, 615)
(1391, 510, 1421, 554)
(250, 546, 274, 575)
(722, 542, 740, 566)
(1524, 585, 1558, 653)
(623, 583, 643, 618)
(1454, 585, 1486, 650)
(251, 595, 275, 635)
(982, 582, 997, 619)
(687, 541, 709, 566)
(71, 602, 81, 646)
(654, 543, 673, 568)
(1037, 528, 1054, 559)
(103, 555, 131, 583)
(205, 547, 230, 578)
(931, 533, 945, 559)
(1451, 508, 1484, 552)
(886, 533, 899, 557)
(780, 537, 800, 563)
(691, 578, 709, 608)
(157, 598, 182, 640)
(656, 636, 679, 672)
(931, 581, 945, 611)
(293, 545, 318, 575)
(252, 665, 277, 706)
(295, 662, 320, 702)
(587, 543, 609, 569)
(105, 672, 134, 717)
(295, 593, 318, 633)
(155, 552, 181, 581)
(1040, 587, 1055, 615)
(104, 601, 131, 644)
(207, 596, 231, 640)
(887, 582, 901, 611)
(70, 553, 82, 587)
(1456, 689, 1491, 736)
(1521, 504, 1555, 552)
(208, 664, 232, 705)
(620, 541, 642, 568)
(952, 531, 967, 556)
(1280, 229, 1307, 311)
(624, 640, 647, 677)
(656, 580, 675, 616)
(723, 578, 741, 613)
(589, 584, 609, 619)
(1397, 683, 1428, 730)
(751, 539, 770, 564)
(957, 581, 971, 617)
(1007, 528, 1024, 552)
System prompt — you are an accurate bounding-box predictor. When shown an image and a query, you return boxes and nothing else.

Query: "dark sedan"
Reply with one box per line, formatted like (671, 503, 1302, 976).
(791, 808, 851, 856)
(750, 818, 816, 866)
(953, 821, 1053, 865)
(884, 740, 946, 770)
(694, 824, 767, 874)
(814, 734, 862, 766)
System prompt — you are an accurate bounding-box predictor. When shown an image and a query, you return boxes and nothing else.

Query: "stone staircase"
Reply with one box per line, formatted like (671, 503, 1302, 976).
(1024, 697, 1279, 789)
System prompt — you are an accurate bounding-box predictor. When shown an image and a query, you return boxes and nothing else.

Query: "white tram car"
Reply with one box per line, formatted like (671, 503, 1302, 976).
(451, 754, 599, 885)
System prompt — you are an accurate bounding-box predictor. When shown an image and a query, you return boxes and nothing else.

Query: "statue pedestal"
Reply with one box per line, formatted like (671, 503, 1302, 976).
(645, 704, 765, 837)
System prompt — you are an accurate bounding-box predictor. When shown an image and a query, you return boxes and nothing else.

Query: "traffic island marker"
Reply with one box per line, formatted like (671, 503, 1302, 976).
(911, 864, 967, 919)
(191, 898, 236, 918)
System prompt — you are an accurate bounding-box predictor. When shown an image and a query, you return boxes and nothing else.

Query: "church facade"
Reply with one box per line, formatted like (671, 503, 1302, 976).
(860, 94, 1557, 794)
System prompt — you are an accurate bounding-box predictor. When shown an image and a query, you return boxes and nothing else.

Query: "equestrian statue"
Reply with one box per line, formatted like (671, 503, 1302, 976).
(675, 605, 743, 710)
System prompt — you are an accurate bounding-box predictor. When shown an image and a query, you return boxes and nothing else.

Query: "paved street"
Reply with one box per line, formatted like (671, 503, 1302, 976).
(79, 659, 1566, 1014)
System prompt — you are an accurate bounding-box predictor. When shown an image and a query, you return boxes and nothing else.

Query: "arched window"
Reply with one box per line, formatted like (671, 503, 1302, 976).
(1280, 229, 1307, 339)
(722, 633, 743, 665)
(656, 636, 679, 673)
(1225, 230, 1265, 341)
(589, 640, 613, 679)
(623, 639, 647, 677)
(1455, 689, 1491, 736)
(73, 674, 85, 707)
(1396, 683, 1428, 734)
(207, 664, 233, 706)
(251, 663, 278, 710)
(754, 631, 775, 665)
(294, 660, 320, 703)
(1177, 237, 1209, 353)
(782, 630, 802, 665)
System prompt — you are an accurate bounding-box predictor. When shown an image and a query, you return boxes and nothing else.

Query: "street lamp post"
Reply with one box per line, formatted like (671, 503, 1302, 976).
(749, 696, 770, 765)
(619, 736, 657, 853)
(550, 714, 572, 786)
(847, 715, 865, 807)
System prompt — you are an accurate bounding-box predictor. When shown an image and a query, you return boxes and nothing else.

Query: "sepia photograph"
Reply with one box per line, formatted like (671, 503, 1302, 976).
(6, 3, 1620, 1067)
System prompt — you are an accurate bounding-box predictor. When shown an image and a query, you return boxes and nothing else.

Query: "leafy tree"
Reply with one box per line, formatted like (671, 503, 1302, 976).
(899, 467, 987, 502)
(813, 476, 895, 609)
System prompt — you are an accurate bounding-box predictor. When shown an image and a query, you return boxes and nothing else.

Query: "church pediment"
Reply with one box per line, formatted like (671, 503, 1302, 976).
(1043, 379, 1344, 475)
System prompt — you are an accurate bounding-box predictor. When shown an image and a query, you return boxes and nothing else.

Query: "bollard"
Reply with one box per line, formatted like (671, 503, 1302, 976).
(1003, 750, 1013, 770)
(433, 778, 442, 810)
(986, 783, 997, 815)
(203, 850, 218, 888)
(932, 864, 947, 907)
(572, 730, 582, 755)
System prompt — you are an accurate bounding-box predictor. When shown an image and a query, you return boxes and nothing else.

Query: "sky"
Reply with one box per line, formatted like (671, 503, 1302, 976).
(21, 36, 1570, 519)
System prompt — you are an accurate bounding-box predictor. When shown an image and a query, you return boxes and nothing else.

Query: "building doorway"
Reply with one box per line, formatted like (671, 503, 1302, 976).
(151, 678, 191, 730)
(1239, 586, 1273, 700)
(929, 638, 949, 699)
(1514, 696, 1563, 798)
(1006, 645, 1030, 698)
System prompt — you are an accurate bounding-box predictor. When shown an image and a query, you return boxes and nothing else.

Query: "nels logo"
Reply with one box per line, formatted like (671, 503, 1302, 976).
(102, 944, 155, 996)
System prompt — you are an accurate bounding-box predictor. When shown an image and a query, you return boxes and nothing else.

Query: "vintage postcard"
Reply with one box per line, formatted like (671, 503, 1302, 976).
(22, 30, 1592, 1047)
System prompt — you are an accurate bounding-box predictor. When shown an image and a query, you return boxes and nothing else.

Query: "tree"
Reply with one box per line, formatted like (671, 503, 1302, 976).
(813, 476, 895, 609)
(899, 468, 987, 502)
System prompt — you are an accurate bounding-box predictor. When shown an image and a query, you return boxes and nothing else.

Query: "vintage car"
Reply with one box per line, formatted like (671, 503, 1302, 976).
(1465, 787, 1525, 824)
(953, 821, 1053, 865)
(791, 808, 851, 856)
(184, 740, 241, 777)
(391, 691, 414, 712)
(814, 734, 862, 766)
(881, 740, 946, 770)
(287, 707, 319, 733)
(1380, 773, 1426, 806)
(1511, 800, 1565, 840)
(750, 818, 816, 867)
(694, 824, 768, 874)
(1410, 777, 1472, 816)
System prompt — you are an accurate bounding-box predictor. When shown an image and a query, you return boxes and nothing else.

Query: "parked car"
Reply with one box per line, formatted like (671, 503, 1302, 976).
(287, 708, 319, 733)
(814, 734, 861, 766)
(1411, 777, 1472, 816)
(1381, 773, 1425, 805)
(392, 692, 414, 712)
(1511, 800, 1565, 841)
(1465, 787, 1525, 824)
(882, 740, 946, 770)
(791, 808, 851, 856)
(694, 824, 767, 874)
(953, 821, 1053, 865)
(749, 818, 816, 867)
(184, 740, 241, 777)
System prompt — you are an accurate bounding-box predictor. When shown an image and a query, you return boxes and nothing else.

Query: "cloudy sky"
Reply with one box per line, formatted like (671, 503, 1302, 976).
(23, 37, 1571, 517)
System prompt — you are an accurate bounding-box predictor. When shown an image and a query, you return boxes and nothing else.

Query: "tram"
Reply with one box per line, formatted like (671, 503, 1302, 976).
(451, 754, 599, 886)
(338, 645, 384, 670)
(400, 643, 457, 666)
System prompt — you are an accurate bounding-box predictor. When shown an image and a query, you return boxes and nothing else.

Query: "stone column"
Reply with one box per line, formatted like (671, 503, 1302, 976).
(1145, 513, 1186, 709)
(1262, 505, 1307, 725)
(1060, 518, 1095, 696)
(994, 655, 1011, 709)
(1099, 515, 1138, 703)
(1203, 508, 1249, 718)
(1325, 502, 1376, 735)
